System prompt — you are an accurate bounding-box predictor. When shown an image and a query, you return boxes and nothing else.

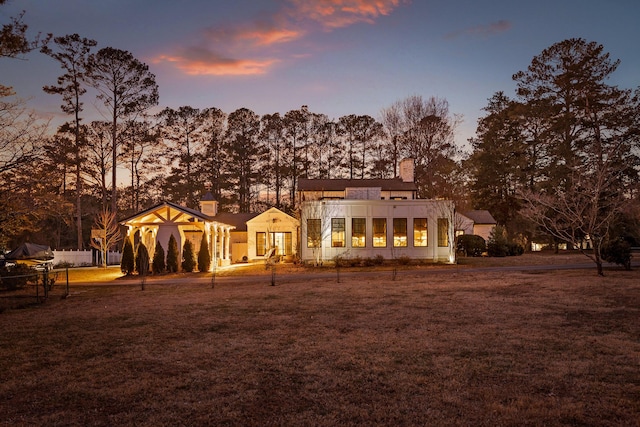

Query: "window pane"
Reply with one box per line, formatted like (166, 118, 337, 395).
(438, 218, 449, 247)
(372, 218, 386, 247)
(331, 218, 345, 247)
(256, 232, 266, 256)
(284, 232, 292, 255)
(307, 219, 321, 248)
(413, 218, 428, 247)
(351, 218, 366, 247)
(393, 218, 407, 247)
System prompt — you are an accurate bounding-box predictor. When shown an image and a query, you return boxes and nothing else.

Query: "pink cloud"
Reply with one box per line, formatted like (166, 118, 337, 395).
(155, 0, 408, 76)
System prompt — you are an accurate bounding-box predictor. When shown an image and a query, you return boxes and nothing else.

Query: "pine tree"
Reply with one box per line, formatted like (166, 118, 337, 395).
(121, 238, 135, 275)
(182, 240, 196, 272)
(135, 242, 150, 275)
(152, 240, 165, 274)
(166, 234, 179, 273)
(197, 234, 211, 272)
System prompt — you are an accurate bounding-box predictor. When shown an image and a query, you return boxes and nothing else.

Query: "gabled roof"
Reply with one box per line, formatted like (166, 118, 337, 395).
(462, 210, 497, 225)
(212, 212, 259, 232)
(246, 207, 299, 225)
(298, 178, 417, 192)
(119, 200, 215, 224)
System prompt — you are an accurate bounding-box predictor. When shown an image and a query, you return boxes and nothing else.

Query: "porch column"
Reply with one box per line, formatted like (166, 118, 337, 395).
(218, 225, 224, 264)
(212, 225, 219, 266)
(225, 228, 231, 261)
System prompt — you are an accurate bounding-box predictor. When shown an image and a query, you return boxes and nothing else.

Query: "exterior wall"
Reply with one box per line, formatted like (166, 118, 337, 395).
(473, 224, 496, 242)
(302, 189, 415, 201)
(230, 231, 248, 262)
(246, 208, 300, 262)
(300, 199, 455, 264)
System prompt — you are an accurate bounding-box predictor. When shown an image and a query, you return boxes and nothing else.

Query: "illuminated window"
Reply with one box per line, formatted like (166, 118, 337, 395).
(351, 218, 366, 247)
(413, 218, 428, 247)
(269, 232, 292, 256)
(307, 219, 321, 248)
(256, 232, 266, 256)
(393, 218, 407, 247)
(438, 218, 449, 247)
(331, 218, 345, 247)
(373, 218, 387, 247)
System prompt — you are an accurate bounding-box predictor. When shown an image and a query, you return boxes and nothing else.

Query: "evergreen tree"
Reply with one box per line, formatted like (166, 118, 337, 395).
(197, 234, 211, 272)
(182, 239, 196, 272)
(166, 234, 179, 272)
(152, 240, 165, 274)
(135, 242, 150, 275)
(120, 238, 134, 275)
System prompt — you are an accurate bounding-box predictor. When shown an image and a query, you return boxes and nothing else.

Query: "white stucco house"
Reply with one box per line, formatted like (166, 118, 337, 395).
(246, 207, 299, 262)
(297, 159, 456, 265)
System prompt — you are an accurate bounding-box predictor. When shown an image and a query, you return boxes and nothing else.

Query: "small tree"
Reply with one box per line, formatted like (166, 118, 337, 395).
(182, 240, 196, 272)
(457, 234, 486, 257)
(120, 238, 135, 275)
(601, 238, 632, 271)
(166, 234, 179, 272)
(135, 242, 149, 276)
(152, 240, 165, 274)
(487, 225, 509, 257)
(89, 207, 121, 268)
(197, 234, 211, 272)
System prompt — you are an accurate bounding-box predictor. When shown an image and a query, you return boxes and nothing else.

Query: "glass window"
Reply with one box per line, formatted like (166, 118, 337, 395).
(373, 218, 387, 247)
(393, 218, 407, 247)
(351, 218, 366, 247)
(270, 232, 292, 256)
(413, 218, 428, 247)
(331, 218, 345, 247)
(438, 218, 449, 247)
(256, 232, 266, 256)
(307, 219, 321, 248)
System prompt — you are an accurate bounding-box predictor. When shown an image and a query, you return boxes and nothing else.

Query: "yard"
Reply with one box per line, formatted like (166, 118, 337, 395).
(1, 255, 639, 425)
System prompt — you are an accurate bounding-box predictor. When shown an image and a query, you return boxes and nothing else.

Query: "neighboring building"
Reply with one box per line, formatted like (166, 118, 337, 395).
(246, 207, 300, 262)
(120, 198, 235, 270)
(456, 210, 497, 242)
(297, 159, 455, 264)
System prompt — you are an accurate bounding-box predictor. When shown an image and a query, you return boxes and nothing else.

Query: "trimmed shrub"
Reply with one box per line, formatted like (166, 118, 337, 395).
(602, 238, 632, 270)
(197, 235, 211, 272)
(135, 243, 150, 276)
(152, 241, 165, 274)
(181, 240, 196, 272)
(121, 238, 135, 275)
(457, 234, 486, 257)
(166, 234, 179, 273)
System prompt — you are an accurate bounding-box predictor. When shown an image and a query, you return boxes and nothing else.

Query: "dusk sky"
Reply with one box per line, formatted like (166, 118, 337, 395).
(2, 0, 639, 152)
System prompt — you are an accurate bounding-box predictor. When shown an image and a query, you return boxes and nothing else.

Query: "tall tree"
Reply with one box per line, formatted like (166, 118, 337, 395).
(42, 34, 96, 249)
(85, 121, 113, 209)
(198, 107, 227, 205)
(225, 108, 264, 213)
(89, 47, 159, 214)
(159, 106, 203, 209)
(514, 38, 640, 274)
(283, 106, 310, 203)
(260, 112, 286, 208)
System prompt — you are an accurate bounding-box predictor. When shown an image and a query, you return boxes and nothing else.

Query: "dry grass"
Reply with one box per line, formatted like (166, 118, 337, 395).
(1, 257, 639, 426)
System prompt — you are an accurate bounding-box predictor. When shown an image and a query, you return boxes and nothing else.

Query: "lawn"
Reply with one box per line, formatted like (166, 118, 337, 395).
(1, 257, 639, 425)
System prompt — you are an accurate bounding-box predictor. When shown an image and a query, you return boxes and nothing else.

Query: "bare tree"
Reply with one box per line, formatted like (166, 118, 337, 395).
(89, 207, 121, 268)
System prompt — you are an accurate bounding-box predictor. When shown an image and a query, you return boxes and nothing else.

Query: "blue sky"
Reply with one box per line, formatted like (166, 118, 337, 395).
(2, 0, 639, 151)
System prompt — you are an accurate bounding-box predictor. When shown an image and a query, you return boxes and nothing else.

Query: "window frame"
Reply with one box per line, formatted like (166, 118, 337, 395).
(437, 218, 449, 247)
(307, 219, 321, 248)
(372, 218, 387, 248)
(413, 218, 428, 247)
(393, 218, 408, 247)
(331, 218, 346, 248)
(351, 217, 366, 248)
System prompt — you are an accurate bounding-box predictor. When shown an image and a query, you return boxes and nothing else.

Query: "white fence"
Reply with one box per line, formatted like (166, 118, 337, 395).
(52, 250, 121, 267)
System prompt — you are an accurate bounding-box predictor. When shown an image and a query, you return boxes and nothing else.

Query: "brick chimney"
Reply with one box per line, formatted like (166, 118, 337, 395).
(399, 158, 415, 183)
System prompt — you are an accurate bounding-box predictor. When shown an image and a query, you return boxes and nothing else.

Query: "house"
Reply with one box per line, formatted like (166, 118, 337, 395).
(121, 193, 300, 267)
(297, 159, 456, 264)
(120, 197, 235, 269)
(246, 207, 300, 262)
(456, 210, 497, 242)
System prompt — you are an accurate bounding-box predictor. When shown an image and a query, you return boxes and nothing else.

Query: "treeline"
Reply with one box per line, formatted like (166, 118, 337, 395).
(2, 4, 639, 263)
